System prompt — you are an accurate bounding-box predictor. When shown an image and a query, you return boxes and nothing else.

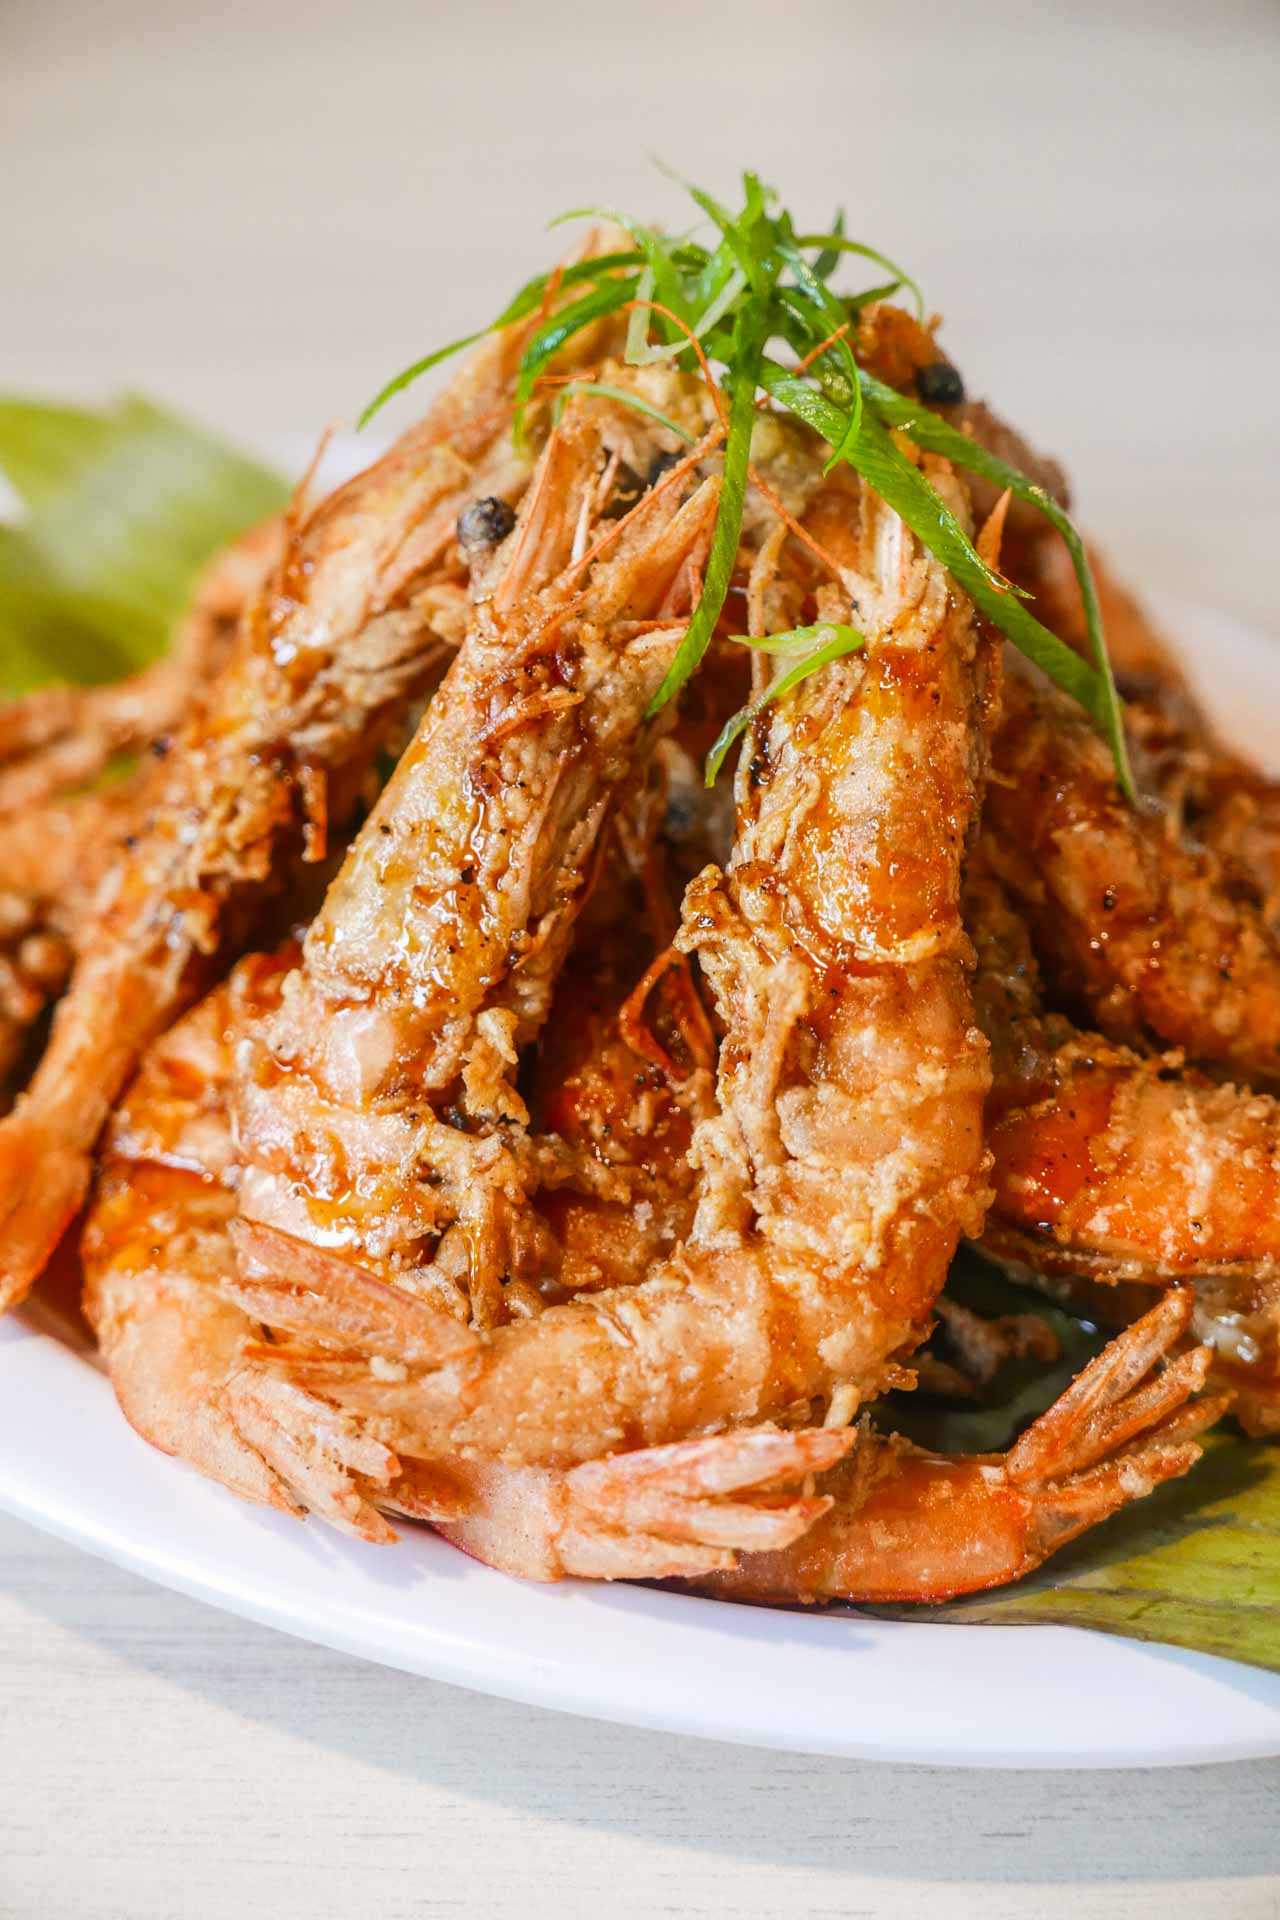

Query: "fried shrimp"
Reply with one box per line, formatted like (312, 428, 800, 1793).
(233, 456, 995, 1470)
(80, 954, 445, 1542)
(966, 861, 1280, 1432)
(85, 952, 853, 1565)
(0, 522, 286, 1089)
(1015, 532, 1280, 921)
(233, 389, 726, 1321)
(0, 317, 561, 1310)
(986, 665, 1280, 1085)
(8, 166, 1251, 1630)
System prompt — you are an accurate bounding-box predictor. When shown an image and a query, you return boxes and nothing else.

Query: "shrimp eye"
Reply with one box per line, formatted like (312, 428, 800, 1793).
(457, 496, 516, 550)
(915, 361, 966, 406)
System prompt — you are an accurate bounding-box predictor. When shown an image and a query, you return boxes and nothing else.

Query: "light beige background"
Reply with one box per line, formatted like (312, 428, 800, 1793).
(3, 2, 1280, 1916)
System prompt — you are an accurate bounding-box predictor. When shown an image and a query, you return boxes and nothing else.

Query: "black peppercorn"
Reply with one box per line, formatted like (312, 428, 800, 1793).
(456, 496, 516, 549)
(915, 361, 966, 406)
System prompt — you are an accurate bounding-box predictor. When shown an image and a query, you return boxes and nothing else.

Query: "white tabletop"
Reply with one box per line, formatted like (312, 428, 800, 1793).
(3, 0, 1280, 1913)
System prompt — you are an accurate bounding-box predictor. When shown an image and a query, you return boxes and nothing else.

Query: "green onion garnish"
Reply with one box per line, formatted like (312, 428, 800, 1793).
(646, 299, 771, 718)
(362, 167, 1133, 798)
(549, 381, 694, 443)
(706, 624, 866, 784)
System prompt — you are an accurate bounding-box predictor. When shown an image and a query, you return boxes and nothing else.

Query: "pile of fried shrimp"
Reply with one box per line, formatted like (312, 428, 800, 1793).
(3, 279, 1278, 1610)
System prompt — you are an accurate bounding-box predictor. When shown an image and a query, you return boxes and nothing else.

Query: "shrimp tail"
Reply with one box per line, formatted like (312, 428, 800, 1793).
(700, 1291, 1224, 1605)
(439, 1425, 858, 1583)
(230, 1220, 478, 1367)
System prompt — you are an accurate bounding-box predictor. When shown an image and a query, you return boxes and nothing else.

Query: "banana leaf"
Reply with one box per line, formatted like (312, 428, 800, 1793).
(0, 394, 289, 692)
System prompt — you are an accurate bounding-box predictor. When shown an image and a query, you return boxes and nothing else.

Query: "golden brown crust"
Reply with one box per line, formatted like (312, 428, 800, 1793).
(987, 667, 1280, 1085)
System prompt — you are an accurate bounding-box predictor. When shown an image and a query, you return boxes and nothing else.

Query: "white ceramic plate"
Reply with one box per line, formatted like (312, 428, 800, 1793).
(3, 436, 1280, 1767)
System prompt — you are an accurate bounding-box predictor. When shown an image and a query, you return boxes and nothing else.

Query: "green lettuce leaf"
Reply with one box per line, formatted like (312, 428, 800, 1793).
(0, 395, 289, 692)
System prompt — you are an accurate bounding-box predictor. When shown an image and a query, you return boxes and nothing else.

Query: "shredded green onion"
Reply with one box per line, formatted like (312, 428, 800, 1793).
(791, 233, 924, 319)
(706, 624, 866, 784)
(550, 381, 694, 443)
(362, 165, 1132, 798)
(810, 209, 847, 284)
(358, 251, 645, 428)
(856, 372, 1133, 796)
(645, 299, 770, 717)
(512, 276, 641, 444)
(730, 622, 861, 657)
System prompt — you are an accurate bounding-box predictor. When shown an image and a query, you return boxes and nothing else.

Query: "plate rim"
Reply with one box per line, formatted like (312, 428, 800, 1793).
(4, 1336, 1279, 1769)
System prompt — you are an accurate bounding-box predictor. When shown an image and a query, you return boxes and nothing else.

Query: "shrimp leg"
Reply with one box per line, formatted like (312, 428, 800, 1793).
(437, 1425, 855, 1582)
(523, 788, 711, 1299)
